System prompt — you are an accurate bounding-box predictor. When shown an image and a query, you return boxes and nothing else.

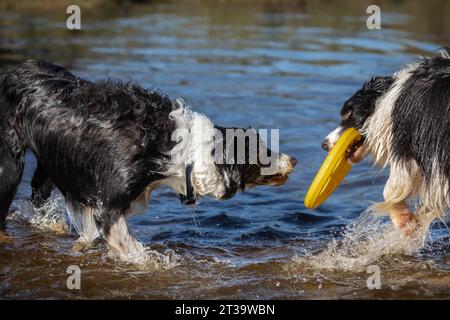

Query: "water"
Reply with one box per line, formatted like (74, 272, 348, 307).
(0, 0, 449, 299)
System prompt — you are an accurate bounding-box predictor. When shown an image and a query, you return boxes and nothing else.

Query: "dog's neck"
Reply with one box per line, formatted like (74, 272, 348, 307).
(162, 100, 227, 200)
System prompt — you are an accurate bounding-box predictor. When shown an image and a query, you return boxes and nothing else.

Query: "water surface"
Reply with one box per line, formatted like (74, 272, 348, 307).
(0, 0, 449, 299)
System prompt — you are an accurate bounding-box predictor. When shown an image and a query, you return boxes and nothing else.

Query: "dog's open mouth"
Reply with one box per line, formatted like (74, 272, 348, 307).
(347, 139, 365, 163)
(253, 174, 289, 187)
(267, 174, 289, 186)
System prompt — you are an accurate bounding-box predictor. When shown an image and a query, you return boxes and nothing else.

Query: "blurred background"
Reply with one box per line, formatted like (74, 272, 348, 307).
(0, 0, 449, 299)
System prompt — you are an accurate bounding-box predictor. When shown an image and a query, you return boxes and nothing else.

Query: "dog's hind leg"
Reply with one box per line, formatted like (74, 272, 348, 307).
(414, 180, 450, 234)
(0, 136, 24, 234)
(31, 162, 53, 209)
(65, 194, 100, 251)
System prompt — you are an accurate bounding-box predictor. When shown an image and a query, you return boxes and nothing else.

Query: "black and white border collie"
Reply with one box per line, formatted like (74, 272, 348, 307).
(323, 49, 450, 236)
(0, 60, 297, 261)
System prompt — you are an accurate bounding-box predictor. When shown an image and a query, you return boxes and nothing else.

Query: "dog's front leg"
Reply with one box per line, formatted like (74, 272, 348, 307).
(387, 201, 418, 234)
(103, 215, 145, 262)
(381, 167, 420, 235)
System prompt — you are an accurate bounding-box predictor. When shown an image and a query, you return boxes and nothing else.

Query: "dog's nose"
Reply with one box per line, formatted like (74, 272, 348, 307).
(321, 140, 329, 152)
(289, 157, 298, 167)
(279, 154, 297, 175)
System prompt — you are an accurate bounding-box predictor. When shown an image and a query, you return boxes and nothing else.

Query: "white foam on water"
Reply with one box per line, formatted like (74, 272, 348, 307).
(293, 210, 429, 272)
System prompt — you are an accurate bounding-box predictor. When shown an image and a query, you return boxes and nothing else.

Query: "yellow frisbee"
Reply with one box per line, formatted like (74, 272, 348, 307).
(304, 128, 362, 209)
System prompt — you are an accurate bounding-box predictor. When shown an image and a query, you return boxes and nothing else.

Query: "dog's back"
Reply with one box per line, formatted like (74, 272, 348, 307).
(390, 56, 450, 186)
(0, 60, 178, 219)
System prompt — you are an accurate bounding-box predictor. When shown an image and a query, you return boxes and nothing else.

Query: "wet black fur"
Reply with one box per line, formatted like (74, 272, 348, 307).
(0, 61, 178, 234)
(339, 76, 394, 130)
(337, 50, 450, 190)
(0, 60, 278, 237)
(392, 56, 450, 186)
(213, 125, 275, 199)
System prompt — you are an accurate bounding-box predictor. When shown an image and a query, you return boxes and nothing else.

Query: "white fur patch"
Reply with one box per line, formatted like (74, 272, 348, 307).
(362, 63, 419, 167)
(163, 100, 226, 199)
(324, 126, 344, 148)
(416, 158, 450, 225)
(278, 153, 294, 176)
(106, 216, 145, 262)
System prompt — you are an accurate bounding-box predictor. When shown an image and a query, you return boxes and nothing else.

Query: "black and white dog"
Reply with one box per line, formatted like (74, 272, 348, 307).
(323, 49, 450, 235)
(0, 60, 297, 261)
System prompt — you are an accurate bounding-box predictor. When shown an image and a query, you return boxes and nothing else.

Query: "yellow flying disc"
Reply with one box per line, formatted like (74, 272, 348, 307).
(304, 128, 362, 209)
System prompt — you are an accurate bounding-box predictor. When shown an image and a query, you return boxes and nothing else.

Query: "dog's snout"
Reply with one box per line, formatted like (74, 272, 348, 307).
(323, 126, 344, 152)
(278, 154, 297, 175)
(289, 157, 298, 168)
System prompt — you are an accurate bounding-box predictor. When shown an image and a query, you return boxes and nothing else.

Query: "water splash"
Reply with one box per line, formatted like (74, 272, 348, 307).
(189, 205, 204, 235)
(9, 195, 69, 234)
(106, 246, 184, 271)
(7, 197, 214, 272)
(293, 210, 428, 272)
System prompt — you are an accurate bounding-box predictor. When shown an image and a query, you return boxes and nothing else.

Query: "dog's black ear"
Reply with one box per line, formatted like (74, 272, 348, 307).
(365, 76, 393, 93)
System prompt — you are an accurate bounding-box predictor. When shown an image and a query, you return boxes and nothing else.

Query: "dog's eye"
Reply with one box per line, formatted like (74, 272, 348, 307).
(342, 111, 352, 120)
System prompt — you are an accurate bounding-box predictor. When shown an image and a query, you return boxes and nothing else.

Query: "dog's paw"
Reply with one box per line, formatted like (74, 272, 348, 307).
(392, 212, 420, 236)
(106, 243, 148, 265)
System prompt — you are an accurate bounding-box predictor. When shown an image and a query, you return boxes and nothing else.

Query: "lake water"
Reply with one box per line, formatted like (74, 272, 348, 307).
(0, 0, 449, 299)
